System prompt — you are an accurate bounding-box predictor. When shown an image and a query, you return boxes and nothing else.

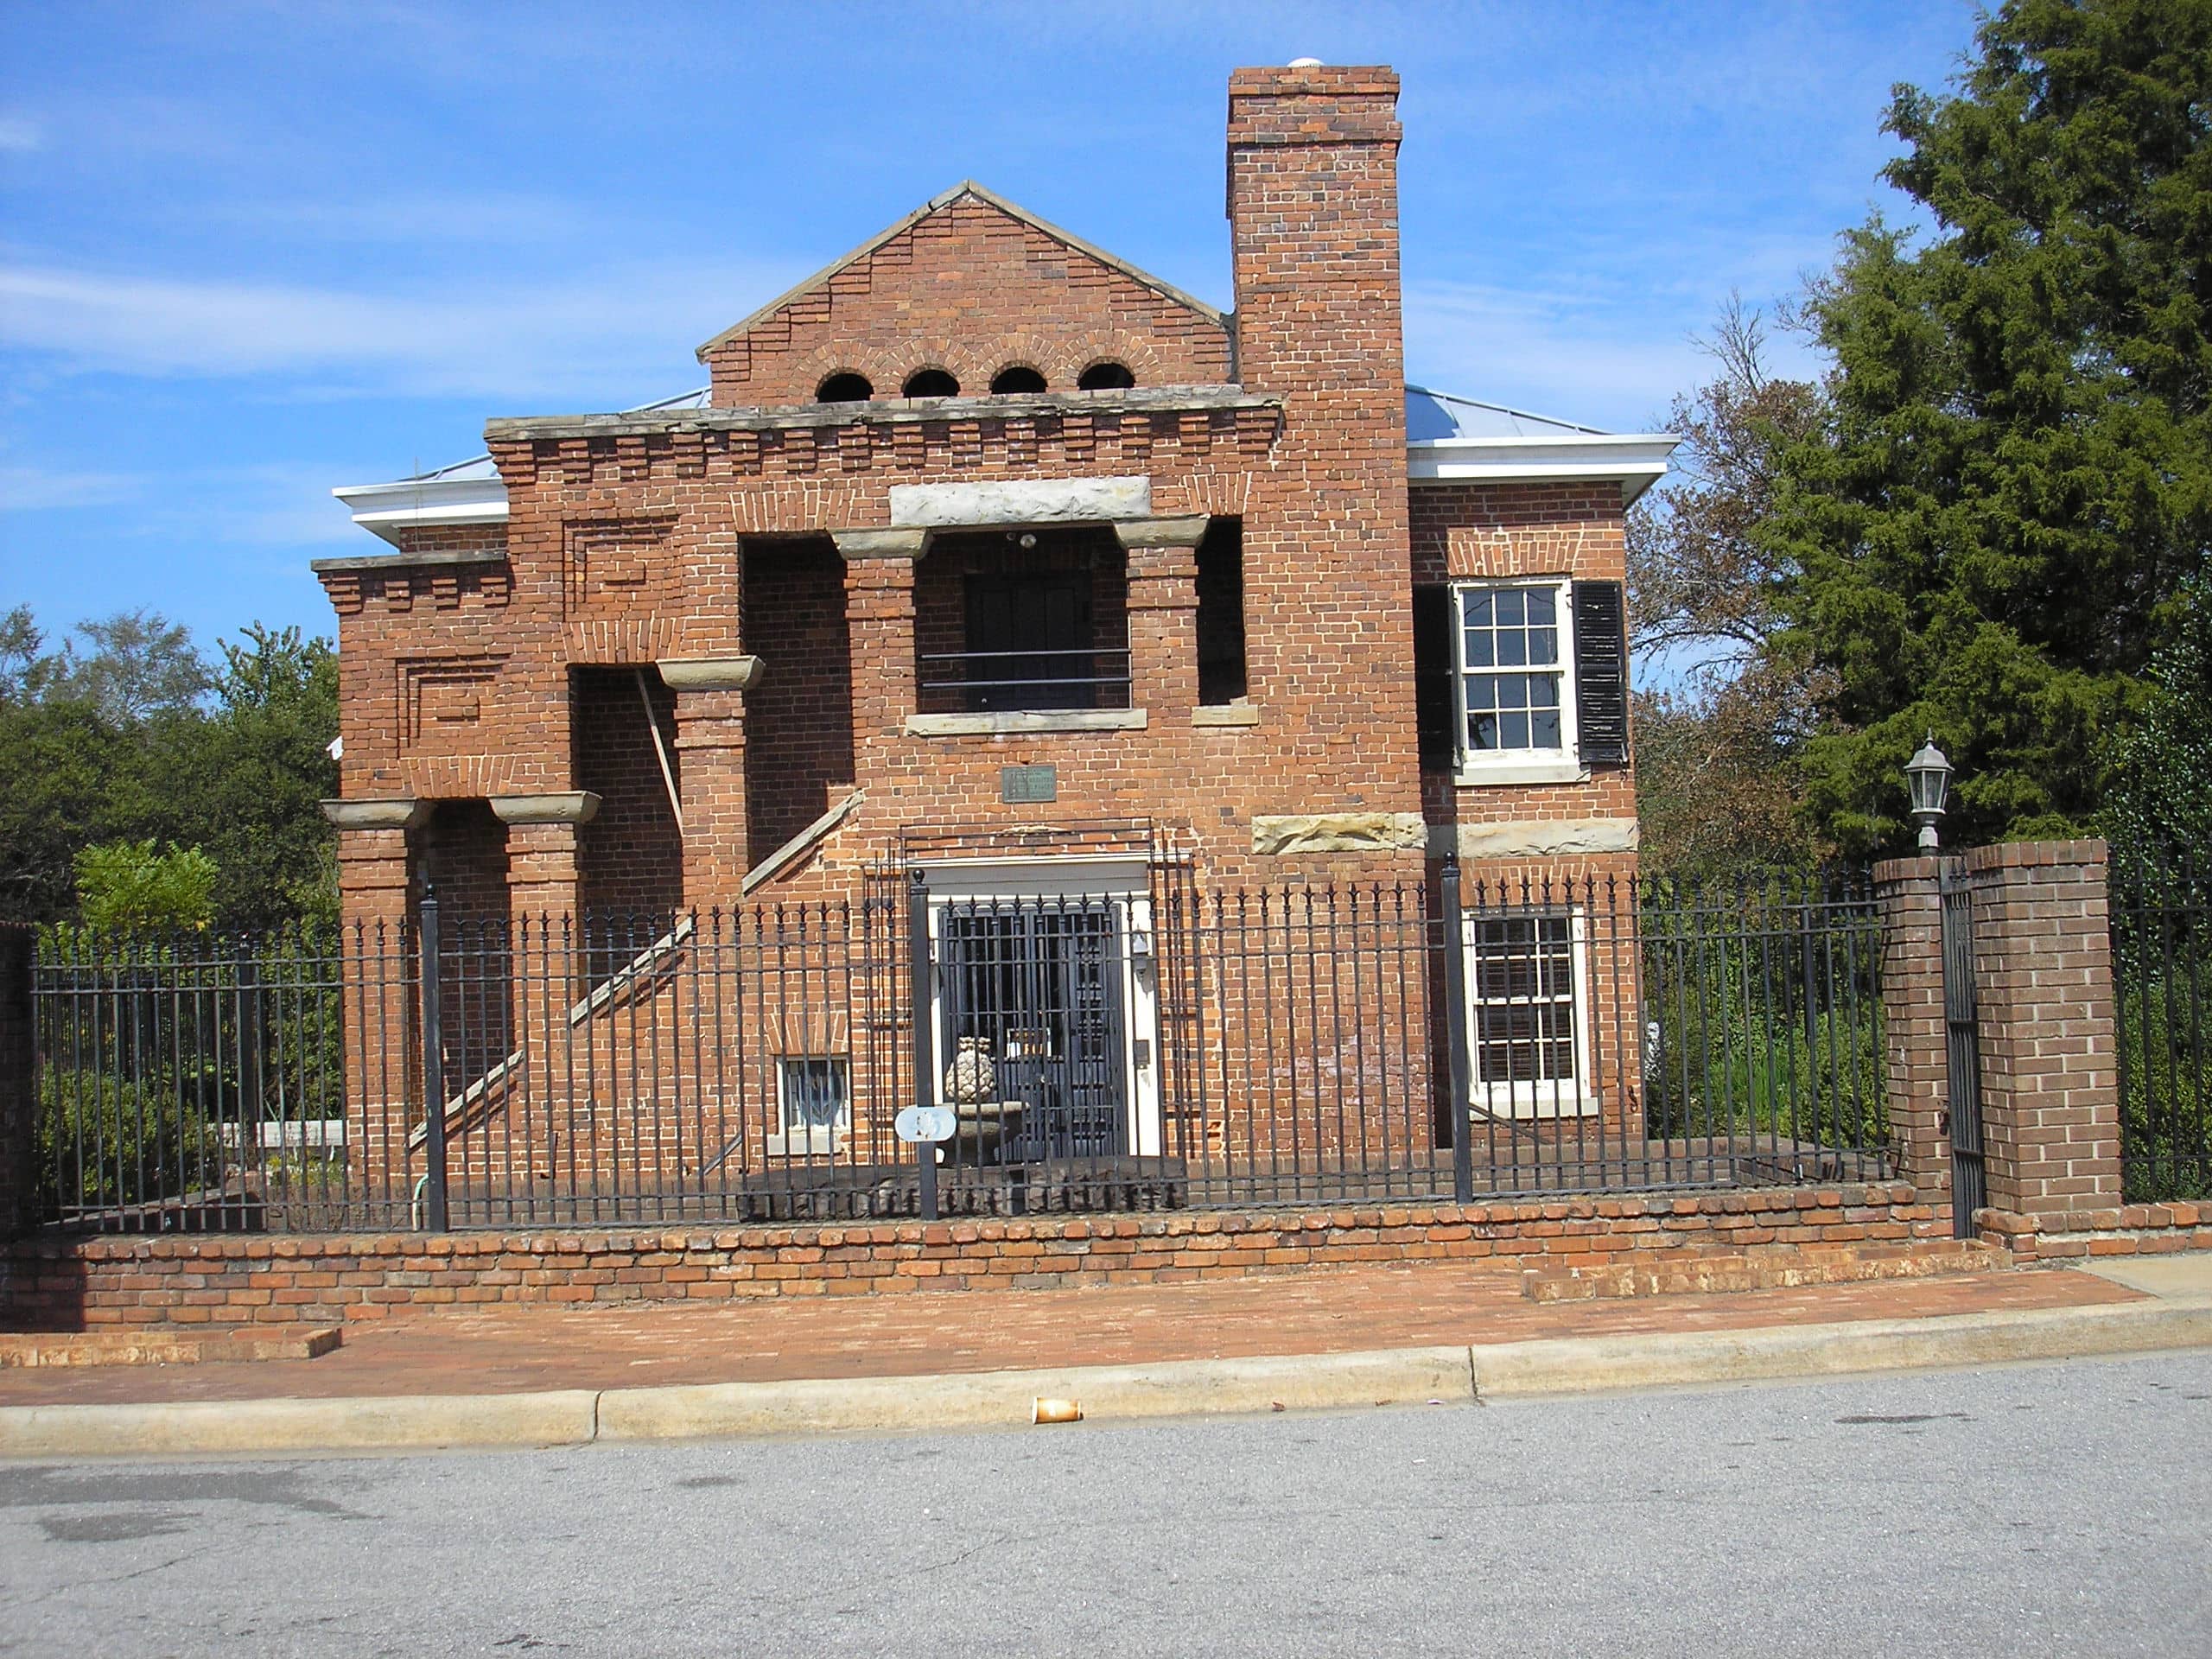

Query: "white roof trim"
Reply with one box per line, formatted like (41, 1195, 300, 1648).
(1406, 433, 1678, 505)
(329, 476, 512, 546)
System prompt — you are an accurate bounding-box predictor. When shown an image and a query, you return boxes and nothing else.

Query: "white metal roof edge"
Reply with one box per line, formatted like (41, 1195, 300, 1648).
(328, 477, 512, 547)
(1406, 433, 1678, 505)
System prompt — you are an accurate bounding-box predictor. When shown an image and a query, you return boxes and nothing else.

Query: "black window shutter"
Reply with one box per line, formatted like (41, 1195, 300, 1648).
(1411, 586, 1456, 770)
(1572, 580, 1630, 767)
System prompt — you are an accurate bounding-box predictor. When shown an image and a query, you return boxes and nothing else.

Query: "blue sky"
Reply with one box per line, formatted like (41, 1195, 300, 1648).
(0, 0, 1979, 656)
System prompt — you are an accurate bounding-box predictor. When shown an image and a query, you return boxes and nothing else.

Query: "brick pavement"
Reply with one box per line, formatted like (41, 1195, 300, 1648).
(0, 1260, 2141, 1410)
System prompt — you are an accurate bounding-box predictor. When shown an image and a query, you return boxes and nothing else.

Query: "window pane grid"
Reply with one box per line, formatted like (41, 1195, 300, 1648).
(1458, 584, 1565, 755)
(1469, 916, 1578, 1087)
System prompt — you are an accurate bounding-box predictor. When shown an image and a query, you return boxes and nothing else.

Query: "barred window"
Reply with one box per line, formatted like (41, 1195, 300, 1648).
(773, 1057, 849, 1149)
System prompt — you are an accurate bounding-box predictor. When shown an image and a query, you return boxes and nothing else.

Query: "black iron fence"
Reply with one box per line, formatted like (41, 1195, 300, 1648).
(2111, 848, 2210, 1203)
(29, 866, 1891, 1233)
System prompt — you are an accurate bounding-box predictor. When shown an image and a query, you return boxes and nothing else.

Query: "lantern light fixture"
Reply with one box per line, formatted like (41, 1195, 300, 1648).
(1906, 733, 1953, 851)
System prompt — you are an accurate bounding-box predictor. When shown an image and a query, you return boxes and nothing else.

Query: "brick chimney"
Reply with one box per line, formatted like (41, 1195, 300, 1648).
(1223, 63, 1422, 836)
(1226, 63, 1406, 428)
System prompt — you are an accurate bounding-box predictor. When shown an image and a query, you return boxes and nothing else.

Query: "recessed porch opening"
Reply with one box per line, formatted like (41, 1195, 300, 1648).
(913, 526, 1131, 715)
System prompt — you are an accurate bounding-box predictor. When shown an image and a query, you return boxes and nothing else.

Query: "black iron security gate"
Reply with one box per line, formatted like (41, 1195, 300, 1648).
(1939, 861, 1986, 1236)
(936, 895, 1129, 1165)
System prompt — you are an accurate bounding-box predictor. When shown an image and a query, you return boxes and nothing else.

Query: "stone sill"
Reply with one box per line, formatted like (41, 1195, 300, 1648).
(1192, 702, 1261, 728)
(1455, 760, 1592, 787)
(905, 709, 1148, 737)
(1471, 1096, 1605, 1122)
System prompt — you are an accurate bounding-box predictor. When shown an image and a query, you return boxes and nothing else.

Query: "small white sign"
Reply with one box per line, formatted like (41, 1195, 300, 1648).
(894, 1105, 957, 1145)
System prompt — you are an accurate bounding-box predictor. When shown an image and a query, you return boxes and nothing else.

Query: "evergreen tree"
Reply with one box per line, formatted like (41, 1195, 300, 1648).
(1773, 0, 2212, 856)
(2106, 569, 2212, 856)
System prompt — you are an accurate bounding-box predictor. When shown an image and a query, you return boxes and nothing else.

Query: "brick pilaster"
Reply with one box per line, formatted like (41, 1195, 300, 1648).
(324, 805, 425, 1192)
(490, 794, 599, 920)
(671, 692, 749, 906)
(1875, 855, 1951, 1215)
(1962, 840, 2123, 1228)
(1118, 516, 1206, 722)
(836, 528, 924, 753)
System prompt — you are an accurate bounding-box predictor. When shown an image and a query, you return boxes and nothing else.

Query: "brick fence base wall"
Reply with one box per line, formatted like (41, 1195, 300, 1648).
(3, 1183, 1951, 1331)
(1977, 1204, 2212, 1262)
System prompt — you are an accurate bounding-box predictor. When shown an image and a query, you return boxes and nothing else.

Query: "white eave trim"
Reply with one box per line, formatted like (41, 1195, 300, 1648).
(1406, 434, 1679, 505)
(331, 476, 512, 546)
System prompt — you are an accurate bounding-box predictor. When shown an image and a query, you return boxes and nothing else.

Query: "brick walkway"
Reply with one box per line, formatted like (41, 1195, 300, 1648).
(0, 1262, 2142, 1409)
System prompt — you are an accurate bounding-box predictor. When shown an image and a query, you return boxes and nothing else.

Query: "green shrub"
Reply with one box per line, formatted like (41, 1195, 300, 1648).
(37, 1066, 223, 1216)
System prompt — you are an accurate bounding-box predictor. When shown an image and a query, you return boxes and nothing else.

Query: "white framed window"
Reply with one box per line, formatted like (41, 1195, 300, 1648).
(1464, 910, 1598, 1118)
(766, 1056, 849, 1155)
(1452, 579, 1583, 785)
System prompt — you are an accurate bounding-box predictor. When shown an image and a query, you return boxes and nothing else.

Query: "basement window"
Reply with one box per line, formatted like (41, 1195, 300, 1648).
(1077, 360, 1135, 391)
(990, 365, 1048, 394)
(768, 1057, 850, 1155)
(1463, 912, 1595, 1119)
(816, 372, 873, 403)
(903, 367, 961, 398)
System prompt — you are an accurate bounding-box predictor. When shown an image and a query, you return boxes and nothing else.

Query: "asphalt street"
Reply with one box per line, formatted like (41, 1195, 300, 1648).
(2, 1350, 2208, 1658)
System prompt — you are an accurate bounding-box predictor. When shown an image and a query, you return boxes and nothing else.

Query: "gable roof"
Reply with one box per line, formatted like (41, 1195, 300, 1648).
(694, 181, 1229, 365)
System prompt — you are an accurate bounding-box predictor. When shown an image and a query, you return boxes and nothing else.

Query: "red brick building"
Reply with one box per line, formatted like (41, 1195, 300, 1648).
(316, 64, 1675, 1201)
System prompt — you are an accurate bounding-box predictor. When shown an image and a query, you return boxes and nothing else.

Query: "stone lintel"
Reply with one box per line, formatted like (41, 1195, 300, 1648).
(1114, 514, 1211, 550)
(890, 476, 1150, 528)
(832, 527, 931, 561)
(1429, 817, 1642, 860)
(904, 709, 1149, 738)
(1252, 812, 1427, 856)
(658, 655, 764, 692)
(321, 798, 431, 832)
(489, 791, 602, 826)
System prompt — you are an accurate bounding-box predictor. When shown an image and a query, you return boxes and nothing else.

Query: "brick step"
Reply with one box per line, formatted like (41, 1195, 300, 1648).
(1521, 1240, 2007, 1304)
(0, 1327, 342, 1369)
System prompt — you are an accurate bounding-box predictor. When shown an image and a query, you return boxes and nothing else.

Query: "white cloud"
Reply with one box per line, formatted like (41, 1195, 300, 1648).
(0, 256, 807, 400)
(0, 463, 140, 511)
(0, 115, 39, 153)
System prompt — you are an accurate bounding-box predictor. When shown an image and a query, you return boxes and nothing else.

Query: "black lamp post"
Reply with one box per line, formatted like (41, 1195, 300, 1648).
(1906, 734, 1953, 851)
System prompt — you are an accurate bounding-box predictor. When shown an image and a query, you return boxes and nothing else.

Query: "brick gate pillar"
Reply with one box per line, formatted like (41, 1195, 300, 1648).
(1116, 515, 1207, 723)
(322, 799, 429, 1199)
(491, 792, 599, 919)
(835, 524, 925, 752)
(659, 657, 761, 909)
(1874, 855, 1951, 1216)
(1961, 840, 2123, 1230)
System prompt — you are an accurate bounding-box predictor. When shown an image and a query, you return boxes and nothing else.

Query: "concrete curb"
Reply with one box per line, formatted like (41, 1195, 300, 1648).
(0, 1389, 600, 1459)
(3, 1297, 2208, 1460)
(594, 1346, 1472, 1443)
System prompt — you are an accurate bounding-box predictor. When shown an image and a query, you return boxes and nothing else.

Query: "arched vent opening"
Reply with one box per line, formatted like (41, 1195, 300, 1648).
(989, 365, 1048, 395)
(1077, 360, 1135, 391)
(816, 372, 873, 403)
(902, 368, 961, 398)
